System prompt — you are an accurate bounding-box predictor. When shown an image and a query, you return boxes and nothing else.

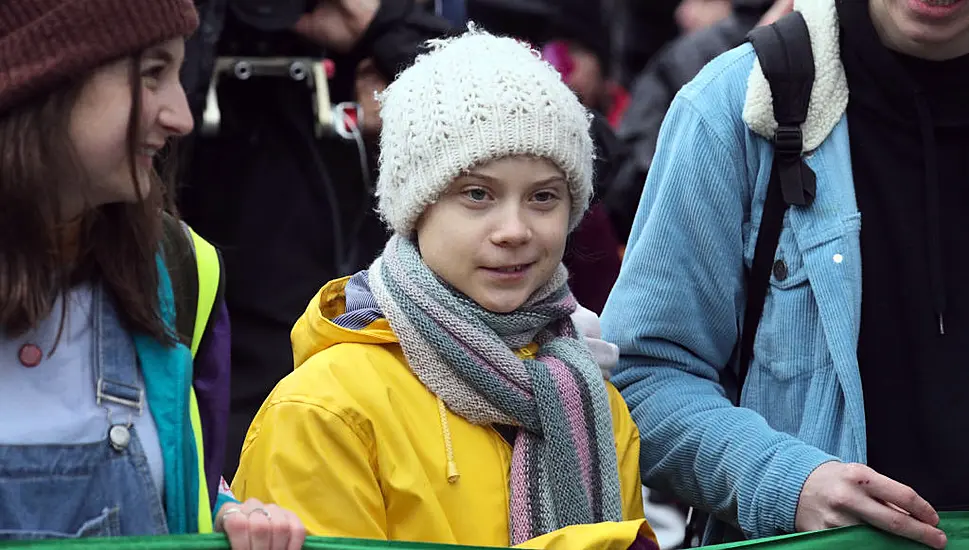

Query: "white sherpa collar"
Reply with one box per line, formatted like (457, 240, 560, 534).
(742, 0, 848, 152)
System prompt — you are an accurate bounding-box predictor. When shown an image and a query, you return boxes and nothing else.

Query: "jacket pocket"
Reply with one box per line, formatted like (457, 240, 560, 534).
(752, 225, 827, 378)
(743, 211, 861, 380)
(741, 218, 816, 376)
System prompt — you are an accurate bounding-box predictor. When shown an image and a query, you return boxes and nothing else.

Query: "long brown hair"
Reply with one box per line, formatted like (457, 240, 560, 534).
(0, 55, 177, 345)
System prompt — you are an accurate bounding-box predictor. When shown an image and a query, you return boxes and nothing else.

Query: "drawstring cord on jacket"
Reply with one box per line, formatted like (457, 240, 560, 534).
(914, 91, 946, 335)
(437, 398, 461, 484)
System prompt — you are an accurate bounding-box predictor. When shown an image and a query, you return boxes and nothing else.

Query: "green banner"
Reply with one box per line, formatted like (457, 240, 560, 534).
(701, 511, 969, 550)
(3, 513, 969, 549)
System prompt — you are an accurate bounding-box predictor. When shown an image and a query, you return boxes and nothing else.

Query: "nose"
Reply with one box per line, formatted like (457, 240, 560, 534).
(489, 205, 532, 247)
(158, 83, 194, 137)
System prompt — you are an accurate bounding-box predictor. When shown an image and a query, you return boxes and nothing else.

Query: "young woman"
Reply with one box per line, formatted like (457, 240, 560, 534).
(0, 1, 303, 548)
(232, 30, 657, 550)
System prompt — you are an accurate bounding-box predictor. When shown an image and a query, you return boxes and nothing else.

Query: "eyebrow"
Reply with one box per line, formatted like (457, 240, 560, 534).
(144, 49, 175, 65)
(462, 172, 567, 187)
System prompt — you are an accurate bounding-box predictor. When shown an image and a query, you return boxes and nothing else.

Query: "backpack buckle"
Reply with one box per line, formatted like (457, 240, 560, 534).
(774, 125, 803, 155)
(773, 124, 816, 207)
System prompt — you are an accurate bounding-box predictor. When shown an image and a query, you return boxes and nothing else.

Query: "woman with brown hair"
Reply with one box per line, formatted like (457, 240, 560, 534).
(0, 1, 303, 548)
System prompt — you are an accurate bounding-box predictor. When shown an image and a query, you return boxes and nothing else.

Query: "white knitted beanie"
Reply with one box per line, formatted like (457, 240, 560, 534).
(376, 28, 595, 237)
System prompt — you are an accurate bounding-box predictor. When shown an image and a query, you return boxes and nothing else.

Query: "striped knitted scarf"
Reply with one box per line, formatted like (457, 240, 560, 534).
(367, 235, 623, 544)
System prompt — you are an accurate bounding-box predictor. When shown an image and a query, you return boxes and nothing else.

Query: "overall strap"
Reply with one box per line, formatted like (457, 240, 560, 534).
(93, 284, 144, 415)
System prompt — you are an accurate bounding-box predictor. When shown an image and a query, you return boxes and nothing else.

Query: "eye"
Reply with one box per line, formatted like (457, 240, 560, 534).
(532, 190, 559, 203)
(141, 63, 167, 84)
(463, 187, 491, 202)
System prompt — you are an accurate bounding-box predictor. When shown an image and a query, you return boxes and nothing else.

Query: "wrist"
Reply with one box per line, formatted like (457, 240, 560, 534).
(748, 445, 837, 538)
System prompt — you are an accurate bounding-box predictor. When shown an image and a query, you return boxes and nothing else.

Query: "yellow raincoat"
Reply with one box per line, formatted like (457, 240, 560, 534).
(233, 277, 655, 550)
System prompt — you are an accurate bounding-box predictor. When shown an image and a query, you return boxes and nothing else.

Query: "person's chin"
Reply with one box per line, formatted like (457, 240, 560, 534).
(114, 190, 148, 205)
(128, 174, 152, 202)
(475, 289, 529, 314)
(89, 189, 144, 209)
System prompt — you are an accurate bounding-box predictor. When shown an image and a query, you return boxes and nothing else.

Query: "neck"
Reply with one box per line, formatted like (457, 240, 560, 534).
(869, 0, 969, 60)
(56, 216, 84, 269)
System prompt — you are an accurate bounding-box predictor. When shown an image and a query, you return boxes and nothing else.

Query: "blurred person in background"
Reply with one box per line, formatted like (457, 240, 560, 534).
(539, 0, 627, 312)
(603, 0, 791, 241)
(674, 0, 733, 34)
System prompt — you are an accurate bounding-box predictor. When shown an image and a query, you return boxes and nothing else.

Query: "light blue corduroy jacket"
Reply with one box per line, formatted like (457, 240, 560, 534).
(601, 0, 869, 541)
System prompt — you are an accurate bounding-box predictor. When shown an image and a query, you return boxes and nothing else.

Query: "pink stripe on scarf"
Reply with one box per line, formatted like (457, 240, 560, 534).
(509, 436, 533, 544)
(542, 355, 594, 503)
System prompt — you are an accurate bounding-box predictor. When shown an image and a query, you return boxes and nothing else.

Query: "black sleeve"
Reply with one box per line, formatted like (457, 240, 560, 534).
(350, 0, 455, 81)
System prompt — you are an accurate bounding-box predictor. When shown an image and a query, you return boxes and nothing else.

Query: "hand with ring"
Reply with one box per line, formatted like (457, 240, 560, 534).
(216, 498, 306, 550)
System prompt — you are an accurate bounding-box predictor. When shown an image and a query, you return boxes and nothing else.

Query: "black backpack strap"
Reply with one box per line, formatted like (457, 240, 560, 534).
(161, 213, 199, 348)
(736, 12, 817, 403)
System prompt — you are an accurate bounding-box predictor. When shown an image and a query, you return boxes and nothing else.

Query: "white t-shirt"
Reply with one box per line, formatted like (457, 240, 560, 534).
(0, 284, 164, 492)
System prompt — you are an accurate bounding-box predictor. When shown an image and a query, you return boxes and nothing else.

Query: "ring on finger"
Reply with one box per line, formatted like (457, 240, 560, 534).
(248, 506, 272, 521)
(217, 507, 244, 530)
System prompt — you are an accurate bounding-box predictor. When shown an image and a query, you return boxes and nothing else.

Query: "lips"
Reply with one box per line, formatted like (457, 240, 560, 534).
(491, 265, 529, 273)
(139, 143, 164, 157)
(484, 262, 534, 272)
(910, 0, 967, 12)
(135, 143, 163, 169)
(480, 263, 536, 282)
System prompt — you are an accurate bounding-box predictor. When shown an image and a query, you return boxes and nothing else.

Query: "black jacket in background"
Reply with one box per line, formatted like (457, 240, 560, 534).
(177, 0, 451, 479)
(604, 0, 773, 241)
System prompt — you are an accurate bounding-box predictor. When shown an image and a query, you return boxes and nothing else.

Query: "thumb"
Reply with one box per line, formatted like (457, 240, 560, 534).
(292, 12, 317, 39)
(758, 0, 795, 27)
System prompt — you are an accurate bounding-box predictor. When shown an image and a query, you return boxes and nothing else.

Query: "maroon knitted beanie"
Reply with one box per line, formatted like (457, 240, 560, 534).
(0, 0, 199, 114)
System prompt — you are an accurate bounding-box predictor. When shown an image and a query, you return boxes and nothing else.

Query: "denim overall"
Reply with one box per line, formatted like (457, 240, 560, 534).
(0, 286, 169, 539)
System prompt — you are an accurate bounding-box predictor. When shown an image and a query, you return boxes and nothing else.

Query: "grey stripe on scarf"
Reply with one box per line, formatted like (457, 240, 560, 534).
(364, 235, 622, 543)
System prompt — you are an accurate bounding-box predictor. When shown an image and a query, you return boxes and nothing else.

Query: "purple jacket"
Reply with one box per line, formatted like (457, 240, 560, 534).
(192, 299, 232, 505)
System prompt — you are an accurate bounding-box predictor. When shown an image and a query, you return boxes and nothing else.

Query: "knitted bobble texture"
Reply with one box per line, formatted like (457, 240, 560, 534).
(376, 28, 595, 237)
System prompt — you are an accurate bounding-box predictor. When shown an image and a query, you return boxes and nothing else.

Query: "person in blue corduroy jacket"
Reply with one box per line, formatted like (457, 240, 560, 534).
(602, 0, 969, 548)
